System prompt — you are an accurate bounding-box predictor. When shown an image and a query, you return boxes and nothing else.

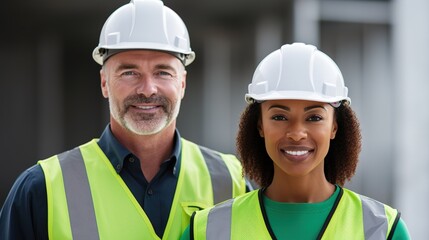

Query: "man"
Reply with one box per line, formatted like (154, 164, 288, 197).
(0, 0, 247, 239)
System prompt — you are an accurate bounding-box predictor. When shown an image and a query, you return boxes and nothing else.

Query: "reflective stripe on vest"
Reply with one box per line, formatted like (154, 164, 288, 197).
(361, 194, 388, 240)
(206, 199, 234, 240)
(45, 139, 238, 239)
(199, 145, 232, 203)
(58, 149, 99, 240)
(200, 188, 397, 239)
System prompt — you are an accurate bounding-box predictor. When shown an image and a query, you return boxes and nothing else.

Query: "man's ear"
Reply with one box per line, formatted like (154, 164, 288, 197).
(181, 70, 187, 99)
(100, 69, 109, 98)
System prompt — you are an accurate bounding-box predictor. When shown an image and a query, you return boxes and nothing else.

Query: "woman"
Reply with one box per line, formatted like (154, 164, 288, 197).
(182, 43, 410, 239)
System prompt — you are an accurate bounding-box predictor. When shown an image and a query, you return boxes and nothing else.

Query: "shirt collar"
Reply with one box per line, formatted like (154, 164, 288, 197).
(97, 125, 182, 176)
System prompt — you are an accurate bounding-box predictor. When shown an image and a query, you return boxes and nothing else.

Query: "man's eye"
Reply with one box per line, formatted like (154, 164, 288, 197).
(157, 71, 173, 77)
(122, 71, 137, 76)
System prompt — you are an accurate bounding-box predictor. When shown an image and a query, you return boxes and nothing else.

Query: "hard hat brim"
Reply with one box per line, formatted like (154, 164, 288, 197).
(245, 91, 351, 105)
(92, 44, 195, 66)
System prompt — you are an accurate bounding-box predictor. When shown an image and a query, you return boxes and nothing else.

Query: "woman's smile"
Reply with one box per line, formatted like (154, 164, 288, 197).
(281, 146, 314, 162)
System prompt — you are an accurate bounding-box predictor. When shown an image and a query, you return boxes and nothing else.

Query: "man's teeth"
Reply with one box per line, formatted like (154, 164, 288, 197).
(137, 106, 156, 109)
(285, 150, 308, 156)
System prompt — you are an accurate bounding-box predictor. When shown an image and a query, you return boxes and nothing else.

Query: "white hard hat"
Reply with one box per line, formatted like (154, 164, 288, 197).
(245, 43, 350, 105)
(92, 0, 195, 66)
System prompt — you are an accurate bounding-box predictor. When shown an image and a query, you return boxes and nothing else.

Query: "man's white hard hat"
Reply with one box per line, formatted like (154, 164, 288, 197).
(92, 0, 195, 66)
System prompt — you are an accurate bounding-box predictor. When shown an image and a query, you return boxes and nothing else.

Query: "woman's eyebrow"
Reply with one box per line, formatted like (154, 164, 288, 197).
(268, 104, 327, 111)
(268, 105, 290, 111)
(304, 105, 327, 111)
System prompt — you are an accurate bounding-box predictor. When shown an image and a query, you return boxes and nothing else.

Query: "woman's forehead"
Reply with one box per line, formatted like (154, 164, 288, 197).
(262, 99, 331, 108)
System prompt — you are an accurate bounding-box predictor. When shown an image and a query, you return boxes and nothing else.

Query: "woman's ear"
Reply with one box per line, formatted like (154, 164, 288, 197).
(257, 118, 264, 138)
(331, 119, 338, 139)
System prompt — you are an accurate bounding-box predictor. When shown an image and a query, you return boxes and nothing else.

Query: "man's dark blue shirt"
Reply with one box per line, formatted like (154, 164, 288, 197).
(0, 125, 181, 239)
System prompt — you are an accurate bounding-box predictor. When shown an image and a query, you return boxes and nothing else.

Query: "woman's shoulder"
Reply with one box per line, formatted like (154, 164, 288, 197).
(392, 217, 411, 240)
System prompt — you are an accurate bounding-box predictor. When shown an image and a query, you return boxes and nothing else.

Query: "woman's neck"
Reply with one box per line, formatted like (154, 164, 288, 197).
(265, 175, 335, 203)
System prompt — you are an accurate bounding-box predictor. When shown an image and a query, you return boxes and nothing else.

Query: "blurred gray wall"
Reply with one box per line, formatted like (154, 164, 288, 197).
(1, 0, 425, 237)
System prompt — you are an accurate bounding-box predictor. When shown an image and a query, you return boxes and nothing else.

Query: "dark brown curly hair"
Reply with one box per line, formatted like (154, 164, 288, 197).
(236, 102, 361, 188)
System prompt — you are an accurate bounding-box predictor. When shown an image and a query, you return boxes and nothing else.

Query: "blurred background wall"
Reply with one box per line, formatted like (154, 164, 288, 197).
(1, 0, 426, 237)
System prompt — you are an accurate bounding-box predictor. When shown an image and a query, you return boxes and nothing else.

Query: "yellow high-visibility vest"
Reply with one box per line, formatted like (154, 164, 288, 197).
(192, 188, 399, 239)
(39, 138, 246, 240)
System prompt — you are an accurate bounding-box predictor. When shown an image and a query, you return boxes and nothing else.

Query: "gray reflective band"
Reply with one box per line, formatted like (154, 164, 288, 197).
(360, 195, 388, 240)
(58, 149, 100, 240)
(206, 199, 234, 240)
(199, 146, 233, 204)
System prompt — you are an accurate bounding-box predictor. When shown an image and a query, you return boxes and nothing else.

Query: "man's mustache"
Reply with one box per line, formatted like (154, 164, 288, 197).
(123, 95, 169, 109)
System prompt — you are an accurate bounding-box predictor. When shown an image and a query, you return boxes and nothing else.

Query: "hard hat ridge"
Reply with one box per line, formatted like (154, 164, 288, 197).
(245, 42, 350, 105)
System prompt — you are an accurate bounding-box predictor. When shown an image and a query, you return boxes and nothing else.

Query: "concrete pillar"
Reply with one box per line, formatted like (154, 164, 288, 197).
(392, 0, 429, 238)
(293, 0, 320, 45)
(202, 32, 232, 152)
(255, 16, 282, 63)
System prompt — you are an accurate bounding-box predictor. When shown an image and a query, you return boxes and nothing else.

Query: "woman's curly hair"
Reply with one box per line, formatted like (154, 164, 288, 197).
(236, 102, 361, 188)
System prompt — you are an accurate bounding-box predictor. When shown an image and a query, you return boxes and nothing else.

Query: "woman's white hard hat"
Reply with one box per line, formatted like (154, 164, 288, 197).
(245, 43, 350, 105)
(92, 0, 195, 66)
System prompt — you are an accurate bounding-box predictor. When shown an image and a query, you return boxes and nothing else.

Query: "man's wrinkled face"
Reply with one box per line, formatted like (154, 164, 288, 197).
(101, 50, 186, 135)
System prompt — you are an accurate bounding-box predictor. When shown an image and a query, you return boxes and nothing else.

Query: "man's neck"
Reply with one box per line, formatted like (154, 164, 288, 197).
(110, 120, 176, 182)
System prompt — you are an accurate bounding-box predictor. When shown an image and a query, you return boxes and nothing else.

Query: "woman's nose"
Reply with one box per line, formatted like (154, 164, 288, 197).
(286, 122, 307, 141)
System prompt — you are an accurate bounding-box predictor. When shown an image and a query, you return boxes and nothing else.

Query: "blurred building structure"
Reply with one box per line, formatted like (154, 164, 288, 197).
(0, 0, 426, 237)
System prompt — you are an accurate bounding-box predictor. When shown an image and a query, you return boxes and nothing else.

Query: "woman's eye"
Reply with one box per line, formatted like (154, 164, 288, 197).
(272, 115, 287, 121)
(307, 115, 323, 121)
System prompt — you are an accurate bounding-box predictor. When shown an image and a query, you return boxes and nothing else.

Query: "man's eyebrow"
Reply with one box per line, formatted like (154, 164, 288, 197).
(154, 64, 178, 73)
(115, 63, 139, 72)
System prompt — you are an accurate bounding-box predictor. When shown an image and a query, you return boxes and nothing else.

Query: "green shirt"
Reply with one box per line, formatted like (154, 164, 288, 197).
(262, 186, 340, 239)
(181, 186, 411, 239)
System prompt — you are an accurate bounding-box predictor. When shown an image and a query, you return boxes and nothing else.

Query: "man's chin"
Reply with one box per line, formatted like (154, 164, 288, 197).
(124, 121, 168, 136)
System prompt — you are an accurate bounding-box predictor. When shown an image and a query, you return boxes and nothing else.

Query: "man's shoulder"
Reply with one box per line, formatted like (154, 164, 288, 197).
(0, 164, 48, 240)
(13, 164, 46, 192)
(1, 164, 46, 214)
